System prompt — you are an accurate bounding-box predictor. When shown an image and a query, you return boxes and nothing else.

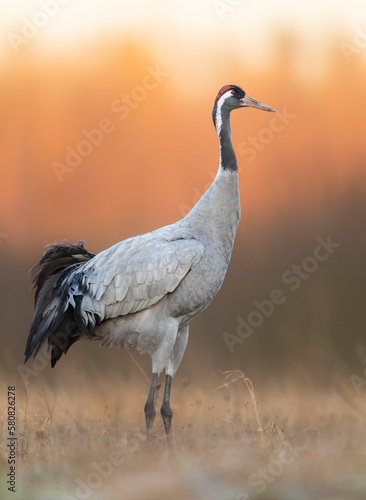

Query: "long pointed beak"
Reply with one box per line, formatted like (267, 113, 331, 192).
(240, 95, 276, 112)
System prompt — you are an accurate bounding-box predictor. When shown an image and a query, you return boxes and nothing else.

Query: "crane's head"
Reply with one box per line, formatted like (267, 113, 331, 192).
(212, 84, 275, 127)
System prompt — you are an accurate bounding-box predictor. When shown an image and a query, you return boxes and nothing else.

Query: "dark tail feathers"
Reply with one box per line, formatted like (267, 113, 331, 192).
(25, 241, 95, 367)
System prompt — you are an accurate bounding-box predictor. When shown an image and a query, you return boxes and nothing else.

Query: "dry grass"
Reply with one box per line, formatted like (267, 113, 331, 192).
(1, 372, 366, 500)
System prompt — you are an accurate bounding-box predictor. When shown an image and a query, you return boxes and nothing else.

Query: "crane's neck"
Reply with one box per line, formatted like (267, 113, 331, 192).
(180, 102, 241, 254)
(214, 104, 237, 173)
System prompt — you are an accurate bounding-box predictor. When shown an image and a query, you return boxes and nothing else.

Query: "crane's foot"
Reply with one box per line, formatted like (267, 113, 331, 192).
(161, 374, 175, 454)
(144, 404, 156, 441)
(161, 400, 172, 437)
(144, 372, 158, 444)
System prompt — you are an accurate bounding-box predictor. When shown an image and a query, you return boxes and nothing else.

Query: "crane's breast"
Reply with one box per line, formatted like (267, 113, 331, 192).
(167, 248, 231, 321)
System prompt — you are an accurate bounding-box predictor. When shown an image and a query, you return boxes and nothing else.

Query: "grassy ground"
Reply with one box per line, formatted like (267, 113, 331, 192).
(1, 371, 366, 500)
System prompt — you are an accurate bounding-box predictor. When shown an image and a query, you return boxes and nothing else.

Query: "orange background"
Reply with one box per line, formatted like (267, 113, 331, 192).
(1, 4, 366, 391)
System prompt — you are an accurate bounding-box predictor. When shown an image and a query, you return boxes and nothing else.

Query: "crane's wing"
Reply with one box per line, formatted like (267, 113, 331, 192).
(60, 235, 205, 330)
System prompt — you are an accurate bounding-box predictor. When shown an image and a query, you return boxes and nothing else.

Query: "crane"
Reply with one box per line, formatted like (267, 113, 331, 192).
(25, 84, 275, 439)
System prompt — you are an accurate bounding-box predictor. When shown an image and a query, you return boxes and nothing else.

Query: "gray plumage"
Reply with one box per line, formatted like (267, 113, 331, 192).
(25, 84, 275, 438)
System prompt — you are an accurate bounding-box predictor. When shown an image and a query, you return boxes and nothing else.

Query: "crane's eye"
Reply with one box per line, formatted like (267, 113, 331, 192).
(231, 90, 236, 95)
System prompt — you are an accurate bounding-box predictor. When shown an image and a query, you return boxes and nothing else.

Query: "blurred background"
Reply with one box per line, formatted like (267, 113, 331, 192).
(1, 0, 366, 397)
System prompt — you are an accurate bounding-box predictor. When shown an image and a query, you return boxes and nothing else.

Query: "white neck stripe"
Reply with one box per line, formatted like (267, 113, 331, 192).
(215, 91, 231, 134)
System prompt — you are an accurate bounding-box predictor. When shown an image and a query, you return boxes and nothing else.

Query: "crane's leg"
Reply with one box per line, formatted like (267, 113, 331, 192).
(144, 372, 158, 439)
(161, 374, 173, 437)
